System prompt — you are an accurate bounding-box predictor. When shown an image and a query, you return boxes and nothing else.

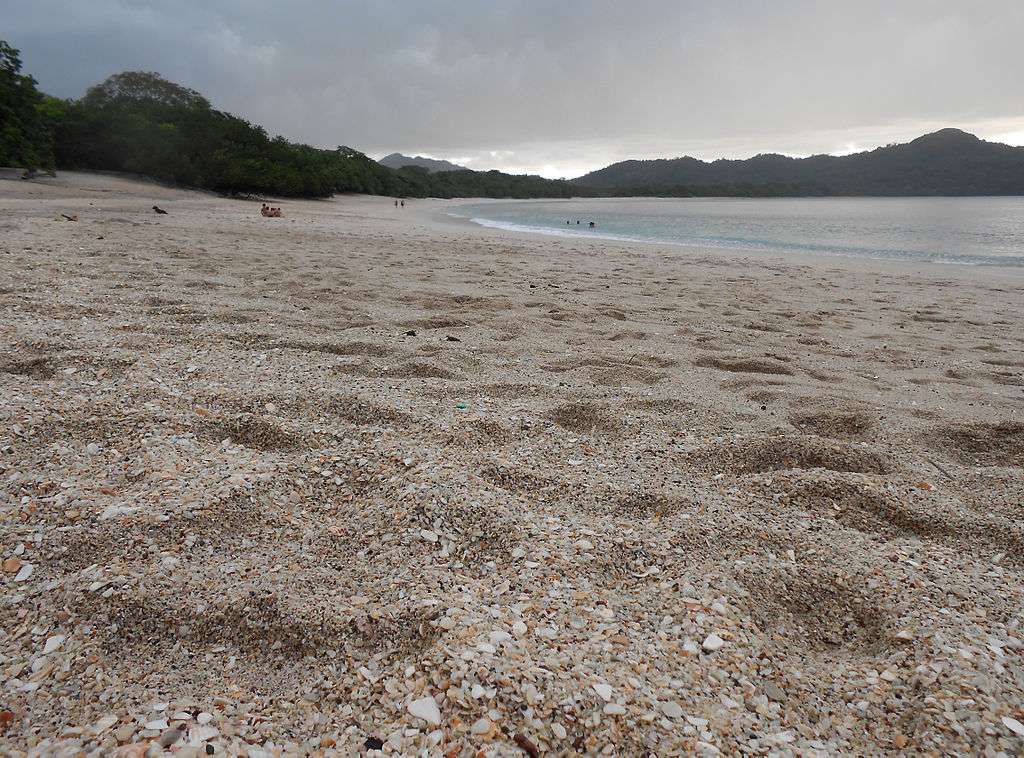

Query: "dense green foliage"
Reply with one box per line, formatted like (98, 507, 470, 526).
(0, 42, 57, 170)
(389, 165, 580, 198)
(1, 52, 576, 198)
(575, 129, 1024, 196)
(52, 71, 417, 197)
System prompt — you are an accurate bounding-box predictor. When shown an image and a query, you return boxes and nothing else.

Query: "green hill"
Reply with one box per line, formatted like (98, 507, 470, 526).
(379, 153, 466, 172)
(573, 129, 1024, 196)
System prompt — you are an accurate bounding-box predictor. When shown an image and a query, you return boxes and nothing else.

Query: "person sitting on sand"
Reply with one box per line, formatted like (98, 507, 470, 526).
(260, 204, 269, 217)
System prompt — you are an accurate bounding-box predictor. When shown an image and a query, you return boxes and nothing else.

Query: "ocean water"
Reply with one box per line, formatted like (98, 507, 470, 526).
(449, 196, 1024, 267)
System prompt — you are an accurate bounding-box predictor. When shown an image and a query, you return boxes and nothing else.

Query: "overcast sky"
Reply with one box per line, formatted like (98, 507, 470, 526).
(7, 0, 1024, 178)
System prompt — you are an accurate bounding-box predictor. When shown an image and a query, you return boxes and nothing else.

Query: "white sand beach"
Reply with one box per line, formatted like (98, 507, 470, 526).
(2, 172, 1023, 756)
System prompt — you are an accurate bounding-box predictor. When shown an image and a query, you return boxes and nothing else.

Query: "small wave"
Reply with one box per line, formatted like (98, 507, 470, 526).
(466, 216, 671, 246)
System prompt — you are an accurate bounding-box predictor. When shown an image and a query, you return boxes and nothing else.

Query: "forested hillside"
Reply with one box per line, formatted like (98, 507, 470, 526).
(50, 71, 577, 198)
(0, 42, 577, 199)
(574, 129, 1024, 196)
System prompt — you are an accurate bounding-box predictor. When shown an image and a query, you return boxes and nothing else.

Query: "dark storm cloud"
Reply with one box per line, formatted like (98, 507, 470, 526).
(7, 0, 1024, 177)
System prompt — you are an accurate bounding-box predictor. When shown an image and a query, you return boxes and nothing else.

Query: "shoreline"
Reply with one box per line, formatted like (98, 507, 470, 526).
(420, 197, 1024, 283)
(10, 169, 1024, 279)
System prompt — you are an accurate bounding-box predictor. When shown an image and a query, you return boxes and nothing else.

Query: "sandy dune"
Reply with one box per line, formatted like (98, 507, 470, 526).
(2, 172, 1023, 756)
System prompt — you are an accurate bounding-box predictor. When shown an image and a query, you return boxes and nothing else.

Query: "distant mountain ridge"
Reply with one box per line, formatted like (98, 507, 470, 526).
(572, 129, 1024, 196)
(379, 153, 466, 173)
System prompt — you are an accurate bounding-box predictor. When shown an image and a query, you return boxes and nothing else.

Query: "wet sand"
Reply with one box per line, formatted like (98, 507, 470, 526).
(2, 171, 1023, 756)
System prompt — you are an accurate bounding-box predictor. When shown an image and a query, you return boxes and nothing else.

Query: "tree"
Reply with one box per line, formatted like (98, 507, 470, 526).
(82, 70, 210, 110)
(0, 40, 55, 169)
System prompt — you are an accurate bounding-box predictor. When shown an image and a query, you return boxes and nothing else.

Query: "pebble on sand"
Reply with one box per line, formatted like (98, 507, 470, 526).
(660, 701, 684, 719)
(407, 696, 442, 726)
(14, 563, 34, 582)
(702, 633, 726, 652)
(42, 635, 65, 654)
(1002, 716, 1024, 737)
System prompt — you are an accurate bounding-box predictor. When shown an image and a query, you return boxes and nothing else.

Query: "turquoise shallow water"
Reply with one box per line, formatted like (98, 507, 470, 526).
(449, 196, 1024, 267)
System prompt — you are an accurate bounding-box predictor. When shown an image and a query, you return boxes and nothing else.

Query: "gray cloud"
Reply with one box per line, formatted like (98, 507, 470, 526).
(7, 0, 1024, 177)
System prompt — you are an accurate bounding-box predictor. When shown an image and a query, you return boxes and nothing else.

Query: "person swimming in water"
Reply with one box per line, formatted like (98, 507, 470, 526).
(589, 221, 595, 228)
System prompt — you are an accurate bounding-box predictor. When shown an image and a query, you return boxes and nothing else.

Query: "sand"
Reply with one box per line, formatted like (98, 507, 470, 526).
(1, 171, 1023, 757)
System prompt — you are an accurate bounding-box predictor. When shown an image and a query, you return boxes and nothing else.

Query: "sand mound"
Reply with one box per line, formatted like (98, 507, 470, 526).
(688, 434, 894, 475)
(789, 406, 875, 438)
(199, 413, 304, 451)
(740, 564, 890, 654)
(2, 354, 57, 379)
(696, 355, 794, 375)
(547, 401, 623, 434)
(277, 339, 393, 357)
(932, 421, 1024, 466)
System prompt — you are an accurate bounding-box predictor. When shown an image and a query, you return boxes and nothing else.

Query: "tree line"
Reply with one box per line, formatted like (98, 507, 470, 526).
(0, 42, 62, 171)
(0, 42, 578, 199)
